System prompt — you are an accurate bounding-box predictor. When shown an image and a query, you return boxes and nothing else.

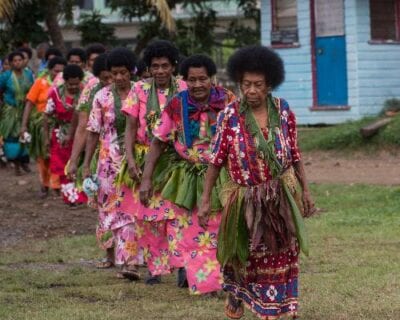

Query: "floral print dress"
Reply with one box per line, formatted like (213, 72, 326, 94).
(152, 86, 236, 294)
(209, 97, 301, 319)
(45, 85, 87, 204)
(87, 84, 140, 266)
(120, 78, 187, 276)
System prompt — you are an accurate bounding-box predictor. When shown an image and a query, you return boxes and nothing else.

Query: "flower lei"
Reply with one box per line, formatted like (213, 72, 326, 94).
(111, 83, 131, 150)
(145, 77, 177, 140)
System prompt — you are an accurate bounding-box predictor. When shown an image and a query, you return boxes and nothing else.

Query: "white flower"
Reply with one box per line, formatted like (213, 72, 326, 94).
(45, 99, 55, 114)
(67, 191, 79, 203)
(239, 151, 245, 158)
(242, 170, 250, 180)
(266, 285, 278, 301)
(61, 182, 75, 195)
(231, 125, 239, 134)
(227, 135, 233, 141)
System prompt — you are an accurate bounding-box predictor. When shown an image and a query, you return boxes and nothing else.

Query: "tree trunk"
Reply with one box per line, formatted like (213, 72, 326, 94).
(44, 4, 66, 54)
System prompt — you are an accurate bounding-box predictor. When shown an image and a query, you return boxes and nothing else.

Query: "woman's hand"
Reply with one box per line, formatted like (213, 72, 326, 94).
(127, 159, 141, 181)
(302, 189, 316, 218)
(139, 178, 153, 207)
(82, 165, 91, 179)
(198, 199, 211, 229)
(67, 161, 78, 180)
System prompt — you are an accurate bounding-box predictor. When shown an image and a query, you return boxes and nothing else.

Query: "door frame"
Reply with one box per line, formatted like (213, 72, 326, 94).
(309, 0, 351, 110)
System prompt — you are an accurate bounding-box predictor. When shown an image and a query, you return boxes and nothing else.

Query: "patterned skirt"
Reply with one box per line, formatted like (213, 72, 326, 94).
(223, 242, 299, 319)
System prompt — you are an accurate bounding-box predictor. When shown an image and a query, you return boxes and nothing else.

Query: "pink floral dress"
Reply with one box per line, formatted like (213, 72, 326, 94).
(152, 87, 236, 294)
(120, 78, 187, 276)
(87, 84, 140, 266)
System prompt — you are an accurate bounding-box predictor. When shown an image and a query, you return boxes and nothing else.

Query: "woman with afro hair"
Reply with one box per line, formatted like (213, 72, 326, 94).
(119, 39, 186, 285)
(198, 45, 316, 319)
(82, 48, 142, 280)
(139, 54, 236, 295)
(43, 64, 87, 205)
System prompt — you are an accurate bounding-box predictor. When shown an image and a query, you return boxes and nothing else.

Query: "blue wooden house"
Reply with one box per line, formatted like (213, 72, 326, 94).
(260, 0, 400, 124)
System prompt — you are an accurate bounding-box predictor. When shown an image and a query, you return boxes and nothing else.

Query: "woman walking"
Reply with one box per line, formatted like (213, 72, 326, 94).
(198, 45, 316, 319)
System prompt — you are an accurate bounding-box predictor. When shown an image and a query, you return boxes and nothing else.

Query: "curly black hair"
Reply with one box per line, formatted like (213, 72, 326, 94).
(86, 43, 106, 58)
(45, 47, 63, 61)
(63, 64, 84, 81)
(18, 47, 33, 59)
(227, 45, 285, 89)
(143, 40, 179, 67)
(106, 47, 136, 73)
(179, 54, 217, 80)
(67, 48, 87, 64)
(47, 57, 67, 70)
(8, 51, 25, 63)
(135, 59, 148, 77)
(92, 53, 108, 77)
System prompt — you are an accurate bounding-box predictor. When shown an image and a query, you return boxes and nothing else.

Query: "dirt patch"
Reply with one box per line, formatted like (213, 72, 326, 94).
(0, 151, 399, 247)
(0, 164, 97, 248)
(303, 151, 400, 186)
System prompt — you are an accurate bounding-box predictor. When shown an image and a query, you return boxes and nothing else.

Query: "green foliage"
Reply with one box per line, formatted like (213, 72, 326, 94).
(381, 98, 400, 114)
(298, 114, 400, 152)
(75, 11, 117, 47)
(0, 0, 48, 55)
(107, 0, 260, 55)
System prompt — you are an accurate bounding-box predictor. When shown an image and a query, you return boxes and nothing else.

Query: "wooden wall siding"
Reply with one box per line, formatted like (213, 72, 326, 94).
(261, 0, 400, 124)
(355, 0, 400, 116)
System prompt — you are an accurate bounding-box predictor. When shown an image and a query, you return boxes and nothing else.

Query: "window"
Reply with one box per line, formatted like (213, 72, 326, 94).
(271, 0, 299, 45)
(76, 0, 94, 10)
(370, 0, 400, 41)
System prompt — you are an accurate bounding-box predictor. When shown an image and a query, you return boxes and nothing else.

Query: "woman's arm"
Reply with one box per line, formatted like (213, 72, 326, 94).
(294, 160, 316, 217)
(82, 131, 99, 178)
(198, 164, 222, 229)
(20, 100, 35, 137)
(67, 111, 89, 179)
(124, 115, 140, 180)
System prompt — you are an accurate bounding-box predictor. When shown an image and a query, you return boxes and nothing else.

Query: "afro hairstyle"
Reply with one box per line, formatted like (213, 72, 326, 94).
(67, 48, 87, 63)
(47, 56, 67, 70)
(179, 54, 217, 80)
(106, 47, 136, 73)
(45, 47, 63, 61)
(227, 45, 285, 89)
(8, 51, 25, 62)
(143, 40, 180, 67)
(63, 64, 84, 81)
(92, 53, 109, 77)
(18, 47, 33, 59)
(86, 43, 106, 58)
(135, 59, 148, 77)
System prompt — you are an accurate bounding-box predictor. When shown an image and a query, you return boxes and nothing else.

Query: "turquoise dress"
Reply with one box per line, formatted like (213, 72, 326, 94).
(0, 69, 34, 160)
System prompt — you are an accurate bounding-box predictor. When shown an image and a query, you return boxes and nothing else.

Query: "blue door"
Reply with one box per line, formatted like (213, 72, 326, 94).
(316, 36, 348, 105)
(314, 0, 348, 106)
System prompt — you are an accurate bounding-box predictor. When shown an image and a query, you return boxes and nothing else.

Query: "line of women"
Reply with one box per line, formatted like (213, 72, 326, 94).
(4, 39, 316, 319)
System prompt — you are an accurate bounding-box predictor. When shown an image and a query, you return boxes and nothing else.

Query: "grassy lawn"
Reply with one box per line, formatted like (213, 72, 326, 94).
(0, 183, 399, 320)
(298, 114, 400, 153)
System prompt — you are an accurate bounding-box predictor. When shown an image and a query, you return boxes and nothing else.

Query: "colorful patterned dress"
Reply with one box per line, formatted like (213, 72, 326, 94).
(0, 69, 34, 161)
(152, 86, 236, 294)
(87, 84, 140, 267)
(120, 78, 186, 276)
(209, 97, 302, 319)
(44, 85, 87, 204)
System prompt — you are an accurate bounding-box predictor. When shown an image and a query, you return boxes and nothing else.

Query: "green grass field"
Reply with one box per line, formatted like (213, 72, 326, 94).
(0, 183, 399, 320)
(298, 114, 400, 153)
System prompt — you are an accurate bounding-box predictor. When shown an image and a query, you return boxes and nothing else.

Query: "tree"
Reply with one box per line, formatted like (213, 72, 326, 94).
(75, 11, 117, 47)
(0, 0, 75, 53)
